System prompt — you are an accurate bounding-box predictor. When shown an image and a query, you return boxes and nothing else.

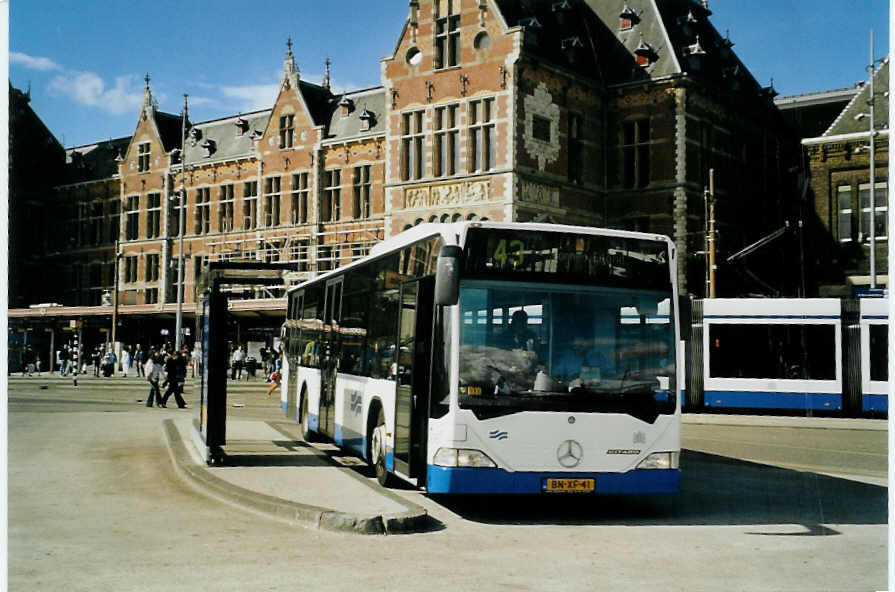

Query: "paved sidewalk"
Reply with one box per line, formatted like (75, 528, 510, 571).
(163, 415, 435, 535)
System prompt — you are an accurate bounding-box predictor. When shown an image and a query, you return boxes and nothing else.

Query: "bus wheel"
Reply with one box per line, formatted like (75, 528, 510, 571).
(370, 408, 391, 487)
(300, 392, 315, 442)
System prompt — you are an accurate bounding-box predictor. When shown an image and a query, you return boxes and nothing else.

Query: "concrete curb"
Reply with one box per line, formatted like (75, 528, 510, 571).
(162, 419, 434, 535)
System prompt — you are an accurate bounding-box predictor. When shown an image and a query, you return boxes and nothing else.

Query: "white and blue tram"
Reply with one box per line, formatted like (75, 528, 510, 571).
(684, 298, 888, 415)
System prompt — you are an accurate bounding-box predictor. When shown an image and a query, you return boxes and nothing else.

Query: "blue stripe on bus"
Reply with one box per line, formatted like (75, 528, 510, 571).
(334, 423, 366, 457)
(862, 394, 888, 413)
(309, 413, 319, 432)
(704, 391, 841, 410)
(281, 401, 287, 414)
(703, 315, 839, 320)
(426, 466, 680, 494)
(861, 315, 888, 320)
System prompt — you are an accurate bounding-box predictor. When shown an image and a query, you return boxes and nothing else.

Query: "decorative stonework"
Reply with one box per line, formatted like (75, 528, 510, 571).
(523, 83, 560, 170)
(519, 179, 559, 207)
(403, 179, 490, 209)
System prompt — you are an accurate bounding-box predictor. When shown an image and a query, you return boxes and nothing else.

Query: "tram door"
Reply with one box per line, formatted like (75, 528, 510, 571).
(393, 277, 434, 481)
(320, 278, 343, 438)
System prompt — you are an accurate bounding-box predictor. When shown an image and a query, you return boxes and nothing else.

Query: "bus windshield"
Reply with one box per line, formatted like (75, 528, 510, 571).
(458, 281, 676, 422)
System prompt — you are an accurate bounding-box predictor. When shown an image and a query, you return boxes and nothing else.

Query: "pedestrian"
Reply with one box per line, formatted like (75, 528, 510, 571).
(59, 345, 70, 377)
(266, 354, 282, 397)
(35, 356, 42, 376)
(22, 345, 36, 376)
(145, 353, 163, 407)
(160, 350, 188, 408)
(121, 346, 132, 377)
(231, 345, 245, 380)
(92, 347, 102, 377)
(134, 344, 145, 377)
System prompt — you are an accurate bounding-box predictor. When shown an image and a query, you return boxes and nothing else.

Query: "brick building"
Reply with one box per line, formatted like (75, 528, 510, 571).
(10, 0, 799, 361)
(801, 58, 890, 296)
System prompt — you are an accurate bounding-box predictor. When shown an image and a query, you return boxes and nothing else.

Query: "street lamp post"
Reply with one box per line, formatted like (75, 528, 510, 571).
(868, 30, 877, 290)
(175, 94, 188, 351)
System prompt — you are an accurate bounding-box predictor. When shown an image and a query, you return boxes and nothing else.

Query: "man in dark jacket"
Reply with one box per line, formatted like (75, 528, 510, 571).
(160, 350, 188, 408)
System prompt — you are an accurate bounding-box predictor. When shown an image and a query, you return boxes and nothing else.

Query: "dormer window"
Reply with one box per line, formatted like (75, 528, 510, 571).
(683, 36, 706, 71)
(279, 114, 294, 148)
(520, 16, 543, 29)
(201, 139, 216, 157)
(359, 108, 376, 132)
(561, 37, 584, 64)
(619, 5, 640, 31)
(235, 117, 249, 136)
(339, 97, 354, 118)
(634, 40, 658, 67)
(189, 128, 202, 146)
(435, 0, 461, 69)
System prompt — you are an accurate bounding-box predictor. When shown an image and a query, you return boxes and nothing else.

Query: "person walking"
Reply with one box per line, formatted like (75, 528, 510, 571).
(92, 347, 102, 377)
(160, 350, 188, 408)
(59, 345, 70, 377)
(145, 353, 163, 407)
(134, 344, 145, 377)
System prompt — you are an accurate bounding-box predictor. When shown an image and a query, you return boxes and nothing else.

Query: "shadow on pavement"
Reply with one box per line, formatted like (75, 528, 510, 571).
(429, 450, 886, 532)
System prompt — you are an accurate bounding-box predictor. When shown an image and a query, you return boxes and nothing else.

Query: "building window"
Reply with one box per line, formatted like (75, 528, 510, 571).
(352, 165, 371, 219)
(109, 200, 120, 243)
(838, 185, 853, 242)
(123, 256, 138, 283)
(532, 115, 551, 142)
(291, 172, 309, 224)
(622, 119, 650, 189)
(145, 288, 159, 304)
(194, 187, 211, 234)
(146, 193, 161, 238)
(243, 181, 258, 230)
(137, 142, 150, 172)
(434, 0, 461, 69)
(318, 245, 334, 272)
(469, 98, 496, 172)
(89, 202, 104, 245)
(401, 110, 425, 181)
(290, 239, 310, 272)
(323, 170, 341, 222)
(219, 184, 235, 231)
(263, 177, 281, 227)
(568, 113, 583, 184)
(145, 253, 159, 282)
(859, 182, 888, 242)
(279, 114, 294, 149)
(170, 189, 187, 236)
(125, 195, 140, 240)
(434, 104, 459, 177)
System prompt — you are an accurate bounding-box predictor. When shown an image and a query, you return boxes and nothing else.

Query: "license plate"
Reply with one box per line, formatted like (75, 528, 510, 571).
(544, 478, 595, 493)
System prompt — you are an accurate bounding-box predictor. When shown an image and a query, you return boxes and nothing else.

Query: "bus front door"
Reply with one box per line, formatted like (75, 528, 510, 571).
(320, 278, 343, 438)
(393, 277, 434, 482)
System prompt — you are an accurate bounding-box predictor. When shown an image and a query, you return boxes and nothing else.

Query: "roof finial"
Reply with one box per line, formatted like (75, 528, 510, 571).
(286, 36, 293, 55)
(323, 57, 332, 91)
(282, 38, 300, 88)
(145, 73, 151, 89)
(141, 73, 154, 117)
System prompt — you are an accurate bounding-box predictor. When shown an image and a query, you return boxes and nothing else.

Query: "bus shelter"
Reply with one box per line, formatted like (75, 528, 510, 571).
(194, 262, 295, 464)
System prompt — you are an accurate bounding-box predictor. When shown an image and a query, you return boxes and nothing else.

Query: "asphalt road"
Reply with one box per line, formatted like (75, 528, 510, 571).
(8, 376, 888, 591)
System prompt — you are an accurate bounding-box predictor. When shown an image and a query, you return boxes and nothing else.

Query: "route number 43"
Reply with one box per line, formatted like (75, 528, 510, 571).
(493, 239, 525, 268)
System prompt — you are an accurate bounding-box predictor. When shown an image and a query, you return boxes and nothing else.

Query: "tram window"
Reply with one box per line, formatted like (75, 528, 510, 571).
(709, 324, 836, 380)
(869, 324, 888, 382)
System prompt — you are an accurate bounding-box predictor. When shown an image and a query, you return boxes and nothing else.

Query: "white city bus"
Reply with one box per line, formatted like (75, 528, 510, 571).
(282, 222, 681, 494)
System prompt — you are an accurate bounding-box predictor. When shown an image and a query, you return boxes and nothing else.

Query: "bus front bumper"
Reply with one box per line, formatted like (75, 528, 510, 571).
(426, 466, 680, 495)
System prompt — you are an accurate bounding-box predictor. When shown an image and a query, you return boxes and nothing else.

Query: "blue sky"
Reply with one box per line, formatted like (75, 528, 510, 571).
(10, 1, 890, 148)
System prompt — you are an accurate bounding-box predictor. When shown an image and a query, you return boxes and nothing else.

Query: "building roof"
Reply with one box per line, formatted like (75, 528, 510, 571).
(182, 110, 271, 165)
(63, 137, 131, 184)
(823, 58, 889, 137)
(325, 86, 386, 142)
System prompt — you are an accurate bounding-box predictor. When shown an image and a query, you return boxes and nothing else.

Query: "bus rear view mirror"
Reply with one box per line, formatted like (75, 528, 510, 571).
(435, 245, 462, 306)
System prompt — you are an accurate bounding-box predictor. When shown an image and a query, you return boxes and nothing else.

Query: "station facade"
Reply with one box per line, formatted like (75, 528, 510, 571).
(9, 0, 798, 368)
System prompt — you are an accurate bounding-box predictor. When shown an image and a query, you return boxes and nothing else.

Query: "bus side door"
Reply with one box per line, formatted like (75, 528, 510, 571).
(320, 278, 343, 438)
(394, 277, 434, 482)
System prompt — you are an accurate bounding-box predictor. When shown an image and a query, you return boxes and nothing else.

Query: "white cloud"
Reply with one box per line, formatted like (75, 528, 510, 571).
(218, 83, 280, 112)
(11, 52, 61, 71)
(48, 72, 143, 116)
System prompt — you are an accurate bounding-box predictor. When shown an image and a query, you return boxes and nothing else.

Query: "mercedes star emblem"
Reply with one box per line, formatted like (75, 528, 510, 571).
(556, 439, 583, 468)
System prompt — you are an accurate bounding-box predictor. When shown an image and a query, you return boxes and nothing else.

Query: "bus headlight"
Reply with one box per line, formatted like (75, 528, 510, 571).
(433, 447, 497, 468)
(636, 452, 680, 470)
